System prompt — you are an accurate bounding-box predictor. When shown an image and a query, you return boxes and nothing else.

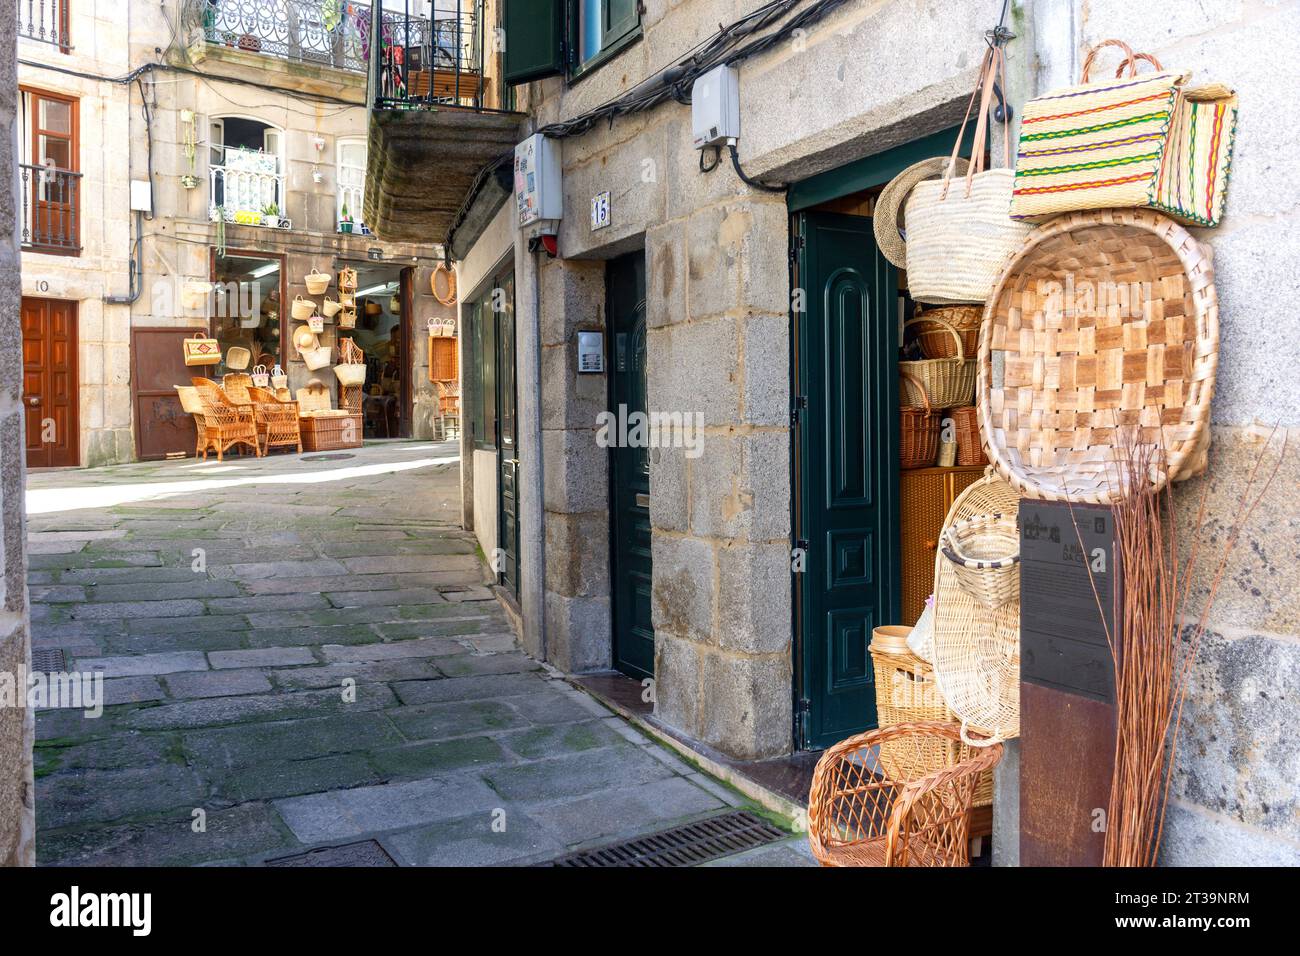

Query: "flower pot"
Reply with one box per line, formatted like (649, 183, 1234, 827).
(238, 34, 261, 52)
(339, 222, 354, 234)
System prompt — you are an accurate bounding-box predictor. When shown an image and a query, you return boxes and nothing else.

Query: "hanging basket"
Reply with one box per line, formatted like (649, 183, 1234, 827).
(899, 317, 978, 409)
(304, 269, 331, 295)
(930, 471, 1021, 746)
(338, 309, 357, 330)
(291, 295, 315, 321)
(322, 297, 343, 318)
(978, 208, 1219, 504)
(307, 315, 325, 333)
(913, 305, 982, 360)
(899, 373, 940, 470)
(431, 263, 458, 305)
(941, 512, 1020, 610)
(300, 345, 332, 371)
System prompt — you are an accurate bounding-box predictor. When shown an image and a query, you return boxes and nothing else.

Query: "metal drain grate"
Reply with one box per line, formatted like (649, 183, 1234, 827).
(542, 811, 787, 867)
(30, 649, 66, 672)
(302, 453, 356, 462)
(265, 840, 397, 867)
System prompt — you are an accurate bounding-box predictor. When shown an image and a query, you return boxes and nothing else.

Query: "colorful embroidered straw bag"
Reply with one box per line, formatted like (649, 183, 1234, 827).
(183, 331, 221, 366)
(1010, 39, 1237, 226)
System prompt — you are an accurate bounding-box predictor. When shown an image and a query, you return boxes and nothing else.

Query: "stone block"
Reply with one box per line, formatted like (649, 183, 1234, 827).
(530, 776, 724, 847)
(1160, 798, 1300, 867)
(539, 257, 605, 347)
(544, 592, 612, 673)
(648, 442, 690, 534)
(646, 219, 687, 330)
(558, 120, 667, 257)
(686, 204, 737, 321)
(79, 651, 209, 678)
(716, 540, 793, 655)
(699, 650, 792, 760)
(741, 311, 790, 426)
(650, 534, 714, 646)
(541, 428, 609, 514)
(540, 341, 608, 430)
(688, 429, 791, 541)
(483, 743, 672, 803)
(653, 632, 703, 740)
(207, 647, 313, 670)
(544, 511, 611, 598)
(646, 316, 739, 428)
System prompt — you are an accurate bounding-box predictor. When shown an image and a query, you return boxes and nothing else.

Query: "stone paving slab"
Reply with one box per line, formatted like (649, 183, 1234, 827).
(28, 441, 798, 867)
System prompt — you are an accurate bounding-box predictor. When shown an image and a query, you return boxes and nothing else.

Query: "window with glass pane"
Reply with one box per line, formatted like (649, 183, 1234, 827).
(573, 0, 640, 68)
(338, 140, 366, 231)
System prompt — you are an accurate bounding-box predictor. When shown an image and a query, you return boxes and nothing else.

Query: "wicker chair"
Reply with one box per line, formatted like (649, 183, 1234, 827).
(247, 385, 303, 455)
(190, 378, 260, 460)
(174, 385, 207, 458)
(807, 720, 1002, 867)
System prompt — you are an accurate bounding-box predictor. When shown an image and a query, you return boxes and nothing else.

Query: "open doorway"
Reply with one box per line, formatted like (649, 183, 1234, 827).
(337, 261, 412, 438)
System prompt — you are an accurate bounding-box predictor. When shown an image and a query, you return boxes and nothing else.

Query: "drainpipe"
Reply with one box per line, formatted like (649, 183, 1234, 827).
(104, 209, 144, 305)
(530, 246, 547, 663)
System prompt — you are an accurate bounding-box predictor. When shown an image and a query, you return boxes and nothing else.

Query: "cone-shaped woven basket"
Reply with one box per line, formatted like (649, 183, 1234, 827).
(930, 469, 1020, 746)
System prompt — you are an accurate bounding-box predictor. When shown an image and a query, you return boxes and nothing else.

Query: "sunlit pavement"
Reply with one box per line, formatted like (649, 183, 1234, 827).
(26, 441, 810, 866)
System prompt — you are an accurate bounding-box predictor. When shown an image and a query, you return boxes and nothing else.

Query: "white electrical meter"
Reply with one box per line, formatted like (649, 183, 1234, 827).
(514, 133, 562, 230)
(691, 64, 740, 149)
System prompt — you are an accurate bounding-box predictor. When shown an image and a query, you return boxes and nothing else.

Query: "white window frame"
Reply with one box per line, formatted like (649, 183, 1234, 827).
(337, 137, 367, 233)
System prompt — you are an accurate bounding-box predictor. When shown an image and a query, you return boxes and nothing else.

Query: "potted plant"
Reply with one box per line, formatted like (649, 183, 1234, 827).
(339, 202, 354, 234)
(262, 202, 281, 228)
(181, 174, 201, 189)
(222, 31, 236, 47)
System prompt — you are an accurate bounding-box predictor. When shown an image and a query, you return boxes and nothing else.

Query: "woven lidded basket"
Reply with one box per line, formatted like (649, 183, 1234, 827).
(941, 512, 1020, 610)
(913, 305, 982, 360)
(978, 209, 1218, 504)
(900, 317, 978, 409)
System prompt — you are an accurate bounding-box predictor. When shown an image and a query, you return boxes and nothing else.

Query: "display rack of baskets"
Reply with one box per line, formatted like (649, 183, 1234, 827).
(337, 267, 358, 330)
(978, 209, 1219, 504)
(900, 317, 977, 409)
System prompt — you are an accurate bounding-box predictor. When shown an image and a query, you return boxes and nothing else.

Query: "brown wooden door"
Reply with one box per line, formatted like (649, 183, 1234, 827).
(132, 328, 200, 460)
(22, 296, 79, 468)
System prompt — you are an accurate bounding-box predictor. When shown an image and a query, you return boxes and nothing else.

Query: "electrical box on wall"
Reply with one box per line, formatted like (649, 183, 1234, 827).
(129, 180, 153, 213)
(514, 133, 562, 232)
(692, 64, 740, 148)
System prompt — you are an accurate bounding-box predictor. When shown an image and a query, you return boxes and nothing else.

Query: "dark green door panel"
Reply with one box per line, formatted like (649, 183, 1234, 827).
(496, 272, 521, 598)
(608, 251, 654, 680)
(502, 0, 565, 84)
(795, 211, 901, 750)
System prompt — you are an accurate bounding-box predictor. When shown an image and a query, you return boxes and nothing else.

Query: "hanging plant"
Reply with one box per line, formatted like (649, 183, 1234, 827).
(214, 207, 227, 257)
(321, 0, 343, 34)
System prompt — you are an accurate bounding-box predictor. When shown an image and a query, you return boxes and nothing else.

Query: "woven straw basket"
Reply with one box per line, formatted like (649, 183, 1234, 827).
(931, 471, 1020, 746)
(913, 306, 982, 360)
(300, 345, 332, 371)
(900, 373, 940, 470)
(941, 513, 1020, 610)
(978, 208, 1219, 504)
(291, 296, 315, 321)
(899, 317, 978, 409)
(304, 269, 331, 295)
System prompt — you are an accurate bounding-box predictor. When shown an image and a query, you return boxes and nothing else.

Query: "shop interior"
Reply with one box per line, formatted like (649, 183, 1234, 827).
(209, 250, 283, 378)
(338, 261, 408, 438)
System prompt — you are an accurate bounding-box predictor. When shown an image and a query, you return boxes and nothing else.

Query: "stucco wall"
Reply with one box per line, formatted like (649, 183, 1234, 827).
(2, 0, 35, 867)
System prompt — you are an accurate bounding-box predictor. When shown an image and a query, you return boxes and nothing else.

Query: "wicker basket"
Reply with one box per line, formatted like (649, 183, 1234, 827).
(913, 306, 982, 360)
(941, 512, 1020, 610)
(979, 209, 1219, 504)
(302, 411, 362, 451)
(291, 295, 315, 321)
(900, 317, 977, 409)
(950, 406, 986, 466)
(300, 345, 331, 371)
(322, 297, 343, 318)
(304, 269, 331, 295)
(900, 374, 940, 470)
(429, 335, 458, 382)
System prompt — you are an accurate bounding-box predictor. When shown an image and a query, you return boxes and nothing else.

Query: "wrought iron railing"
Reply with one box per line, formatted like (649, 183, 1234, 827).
(20, 163, 81, 251)
(19, 0, 71, 51)
(181, 0, 428, 75)
(209, 155, 288, 227)
(370, 0, 488, 110)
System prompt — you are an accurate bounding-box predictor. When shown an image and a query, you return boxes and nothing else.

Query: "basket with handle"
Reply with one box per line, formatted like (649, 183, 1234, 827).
(307, 315, 324, 333)
(182, 330, 221, 366)
(899, 317, 977, 409)
(299, 344, 332, 371)
(912, 305, 982, 360)
(941, 512, 1020, 610)
(291, 295, 315, 321)
(949, 405, 985, 466)
(322, 297, 343, 318)
(304, 268, 331, 295)
(270, 363, 287, 390)
(334, 338, 366, 387)
(899, 372, 940, 470)
(250, 364, 270, 388)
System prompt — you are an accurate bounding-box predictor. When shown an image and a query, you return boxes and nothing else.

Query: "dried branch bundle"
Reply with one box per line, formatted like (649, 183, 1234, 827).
(1071, 423, 1285, 867)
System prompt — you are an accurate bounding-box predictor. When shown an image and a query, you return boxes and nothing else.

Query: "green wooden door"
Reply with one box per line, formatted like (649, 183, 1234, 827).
(496, 272, 520, 598)
(794, 211, 901, 750)
(607, 252, 654, 679)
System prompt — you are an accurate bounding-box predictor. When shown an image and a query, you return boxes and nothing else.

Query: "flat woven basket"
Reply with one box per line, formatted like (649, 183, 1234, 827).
(941, 512, 1020, 610)
(931, 470, 1020, 746)
(900, 317, 978, 409)
(978, 209, 1218, 504)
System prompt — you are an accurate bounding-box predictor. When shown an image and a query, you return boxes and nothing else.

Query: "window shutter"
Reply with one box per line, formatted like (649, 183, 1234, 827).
(502, 0, 565, 85)
(601, 0, 639, 49)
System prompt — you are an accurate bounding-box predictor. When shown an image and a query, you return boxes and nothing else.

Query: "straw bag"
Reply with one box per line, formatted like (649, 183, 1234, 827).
(300, 345, 332, 371)
(338, 309, 357, 330)
(334, 339, 366, 386)
(183, 330, 221, 366)
(931, 471, 1020, 746)
(270, 363, 287, 390)
(899, 373, 940, 470)
(250, 364, 270, 388)
(296, 379, 332, 414)
(899, 317, 977, 409)
(941, 512, 1020, 610)
(905, 45, 1033, 304)
(322, 297, 343, 318)
(291, 296, 315, 321)
(307, 315, 324, 333)
(304, 269, 331, 295)
(1011, 40, 1237, 227)
(428, 318, 456, 338)
(913, 305, 982, 360)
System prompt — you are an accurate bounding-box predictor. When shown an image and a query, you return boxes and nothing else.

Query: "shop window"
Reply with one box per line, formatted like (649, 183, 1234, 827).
(209, 251, 284, 378)
(337, 139, 366, 234)
(19, 88, 81, 253)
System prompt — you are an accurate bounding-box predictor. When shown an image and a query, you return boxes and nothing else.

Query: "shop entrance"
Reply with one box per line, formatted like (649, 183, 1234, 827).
(607, 251, 654, 680)
(340, 262, 413, 438)
(21, 296, 78, 468)
(494, 271, 520, 598)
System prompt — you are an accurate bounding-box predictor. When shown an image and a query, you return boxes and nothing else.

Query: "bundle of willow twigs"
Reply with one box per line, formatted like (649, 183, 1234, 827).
(1070, 424, 1285, 867)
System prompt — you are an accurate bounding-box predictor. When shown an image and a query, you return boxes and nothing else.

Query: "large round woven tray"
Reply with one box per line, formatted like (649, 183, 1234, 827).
(931, 470, 1020, 745)
(978, 209, 1218, 504)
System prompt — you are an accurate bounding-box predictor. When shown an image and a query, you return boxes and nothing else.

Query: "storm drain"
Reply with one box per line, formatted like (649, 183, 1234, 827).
(541, 811, 787, 867)
(30, 649, 66, 672)
(302, 453, 356, 462)
(265, 840, 398, 867)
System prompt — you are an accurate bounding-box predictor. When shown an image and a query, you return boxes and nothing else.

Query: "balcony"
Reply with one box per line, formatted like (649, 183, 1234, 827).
(20, 163, 81, 253)
(363, 0, 522, 245)
(209, 152, 292, 230)
(19, 0, 71, 52)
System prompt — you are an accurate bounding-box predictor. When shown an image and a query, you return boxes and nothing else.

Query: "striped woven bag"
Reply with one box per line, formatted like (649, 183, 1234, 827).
(1011, 40, 1237, 226)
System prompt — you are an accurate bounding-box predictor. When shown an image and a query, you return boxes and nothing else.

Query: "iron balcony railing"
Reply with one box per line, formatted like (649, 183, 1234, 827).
(209, 155, 287, 227)
(19, 0, 71, 51)
(20, 163, 81, 252)
(370, 0, 487, 110)
(181, 0, 426, 75)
